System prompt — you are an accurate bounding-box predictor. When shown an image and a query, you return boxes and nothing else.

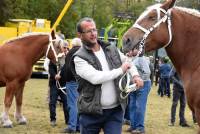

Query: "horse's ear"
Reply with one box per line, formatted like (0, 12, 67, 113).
(161, 0, 176, 10)
(51, 30, 56, 39)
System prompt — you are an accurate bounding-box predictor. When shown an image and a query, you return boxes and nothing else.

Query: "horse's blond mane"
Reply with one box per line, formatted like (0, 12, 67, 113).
(174, 6, 200, 18)
(4, 32, 49, 44)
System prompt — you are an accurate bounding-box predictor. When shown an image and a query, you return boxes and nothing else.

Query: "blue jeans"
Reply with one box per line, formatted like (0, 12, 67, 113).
(129, 80, 151, 132)
(66, 81, 79, 131)
(79, 106, 123, 134)
(124, 96, 130, 121)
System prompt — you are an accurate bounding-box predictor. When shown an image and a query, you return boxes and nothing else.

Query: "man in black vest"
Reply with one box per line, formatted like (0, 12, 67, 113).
(71, 17, 143, 134)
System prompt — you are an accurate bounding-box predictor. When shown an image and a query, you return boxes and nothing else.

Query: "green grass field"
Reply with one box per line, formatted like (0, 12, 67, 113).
(0, 79, 198, 134)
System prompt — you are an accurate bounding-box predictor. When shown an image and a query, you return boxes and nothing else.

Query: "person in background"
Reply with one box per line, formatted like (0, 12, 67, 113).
(48, 41, 69, 127)
(168, 67, 190, 127)
(44, 57, 50, 103)
(57, 30, 65, 40)
(154, 57, 160, 86)
(156, 58, 162, 96)
(44, 40, 69, 103)
(123, 56, 153, 127)
(61, 38, 82, 133)
(126, 48, 152, 134)
(159, 57, 171, 97)
(71, 17, 143, 134)
(148, 56, 154, 85)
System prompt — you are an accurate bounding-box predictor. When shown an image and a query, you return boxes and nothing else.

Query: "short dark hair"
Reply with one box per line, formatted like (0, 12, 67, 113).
(76, 17, 95, 33)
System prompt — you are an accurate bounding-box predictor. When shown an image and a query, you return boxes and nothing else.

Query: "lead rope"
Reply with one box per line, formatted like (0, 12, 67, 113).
(119, 72, 137, 99)
(56, 58, 67, 95)
(119, 57, 138, 99)
(56, 78, 67, 95)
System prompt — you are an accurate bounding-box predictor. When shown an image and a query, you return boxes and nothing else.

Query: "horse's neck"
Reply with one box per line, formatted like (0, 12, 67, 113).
(166, 9, 200, 79)
(24, 35, 48, 65)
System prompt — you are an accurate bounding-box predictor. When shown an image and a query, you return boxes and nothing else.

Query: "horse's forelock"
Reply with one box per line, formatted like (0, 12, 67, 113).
(135, 4, 162, 24)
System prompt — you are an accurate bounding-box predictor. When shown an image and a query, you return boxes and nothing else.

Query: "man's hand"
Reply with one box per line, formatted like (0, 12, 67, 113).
(55, 74, 61, 80)
(121, 62, 131, 73)
(132, 75, 144, 88)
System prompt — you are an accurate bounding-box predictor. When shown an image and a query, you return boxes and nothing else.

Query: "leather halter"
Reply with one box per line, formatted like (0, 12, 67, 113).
(119, 8, 172, 99)
(133, 7, 172, 54)
(45, 34, 63, 62)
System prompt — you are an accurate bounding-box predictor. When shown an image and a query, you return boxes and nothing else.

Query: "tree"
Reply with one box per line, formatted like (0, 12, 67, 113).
(0, 0, 11, 25)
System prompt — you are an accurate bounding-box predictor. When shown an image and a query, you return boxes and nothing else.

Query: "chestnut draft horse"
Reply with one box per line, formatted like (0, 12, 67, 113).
(123, 0, 200, 133)
(0, 31, 63, 128)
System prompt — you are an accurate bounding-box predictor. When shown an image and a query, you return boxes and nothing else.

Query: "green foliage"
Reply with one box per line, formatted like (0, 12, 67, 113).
(0, 0, 9, 25)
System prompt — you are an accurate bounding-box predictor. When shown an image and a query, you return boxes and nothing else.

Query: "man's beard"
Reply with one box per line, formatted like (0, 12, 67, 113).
(82, 40, 96, 48)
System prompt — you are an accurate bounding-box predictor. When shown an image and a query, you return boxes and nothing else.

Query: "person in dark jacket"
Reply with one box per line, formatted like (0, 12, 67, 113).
(48, 41, 69, 127)
(168, 67, 190, 127)
(71, 17, 143, 134)
(159, 57, 171, 97)
(61, 38, 82, 133)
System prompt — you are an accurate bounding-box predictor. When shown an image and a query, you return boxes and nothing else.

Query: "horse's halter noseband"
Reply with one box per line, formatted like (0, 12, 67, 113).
(133, 7, 172, 55)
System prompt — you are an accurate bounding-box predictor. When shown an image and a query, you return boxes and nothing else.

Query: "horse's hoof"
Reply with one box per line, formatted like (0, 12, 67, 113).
(16, 117, 27, 125)
(0, 113, 13, 128)
(3, 124, 13, 128)
(2, 120, 13, 128)
(18, 121, 27, 125)
(14, 113, 27, 125)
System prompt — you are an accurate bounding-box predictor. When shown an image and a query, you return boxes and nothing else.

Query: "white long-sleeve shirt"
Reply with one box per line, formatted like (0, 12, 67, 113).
(74, 46, 138, 109)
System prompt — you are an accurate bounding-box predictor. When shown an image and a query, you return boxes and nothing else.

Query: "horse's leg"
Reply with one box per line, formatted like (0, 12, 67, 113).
(14, 82, 27, 125)
(0, 82, 16, 128)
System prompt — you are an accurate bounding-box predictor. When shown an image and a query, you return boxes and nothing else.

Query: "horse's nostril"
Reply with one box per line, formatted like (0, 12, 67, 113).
(126, 38, 131, 45)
